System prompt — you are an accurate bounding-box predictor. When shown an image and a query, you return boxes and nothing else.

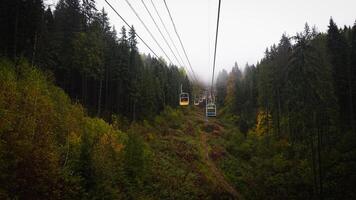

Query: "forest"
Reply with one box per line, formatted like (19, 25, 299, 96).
(1, 0, 356, 199)
(215, 22, 356, 199)
(0, 0, 192, 121)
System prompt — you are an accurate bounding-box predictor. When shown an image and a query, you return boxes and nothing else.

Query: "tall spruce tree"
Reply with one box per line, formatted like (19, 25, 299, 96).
(327, 18, 355, 133)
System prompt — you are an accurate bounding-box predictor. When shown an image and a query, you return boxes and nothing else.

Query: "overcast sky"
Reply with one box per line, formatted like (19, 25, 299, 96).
(47, 0, 356, 83)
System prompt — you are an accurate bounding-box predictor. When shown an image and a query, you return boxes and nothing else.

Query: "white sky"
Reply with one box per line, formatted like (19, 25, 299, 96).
(47, 0, 356, 83)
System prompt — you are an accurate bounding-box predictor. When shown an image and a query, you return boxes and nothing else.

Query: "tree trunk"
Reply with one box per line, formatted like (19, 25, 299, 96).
(97, 78, 103, 116)
(133, 100, 136, 122)
(266, 101, 269, 136)
(13, 1, 19, 59)
(311, 134, 318, 199)
(317, 119, 323, 200)
(287, 104, 292, 140)
(82, 73, 87, 105)
(31, 31, 38, 66)
(104, 65, 109, 113)
(277, 88, 281, 137)
(117, 80, 121, 114)
(347, 61, 355, 134)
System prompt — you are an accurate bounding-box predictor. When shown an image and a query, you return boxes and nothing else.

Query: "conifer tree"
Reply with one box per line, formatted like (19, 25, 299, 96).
(327, 18, 355, 133)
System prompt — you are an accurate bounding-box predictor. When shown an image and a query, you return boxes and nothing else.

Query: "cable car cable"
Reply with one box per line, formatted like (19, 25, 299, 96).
(140, 0, 194, 81)
(140, 0, 183, 68)
(150, 0, 187, 70)
(210, 0, 222, 97)
(163, 0, 198, 82)
(124, 0, 174, 65)
(104, 0, 160, 59)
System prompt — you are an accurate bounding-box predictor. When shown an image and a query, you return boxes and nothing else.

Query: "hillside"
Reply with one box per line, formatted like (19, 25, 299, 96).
(2, 58, 345, 200)
(0, 59, 241, 199)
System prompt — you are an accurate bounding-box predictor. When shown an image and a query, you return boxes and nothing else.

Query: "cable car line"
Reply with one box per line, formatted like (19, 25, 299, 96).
(149, 0, 187, 71)
(104, 0, 160, 59)
(124, 0, 174, 65)
(205, 0, 221, 118)
(210, 0, 222, 96)
(140, 0, 194, 81)
(140, 0, 183, 68)
(163, 0, 198, 83)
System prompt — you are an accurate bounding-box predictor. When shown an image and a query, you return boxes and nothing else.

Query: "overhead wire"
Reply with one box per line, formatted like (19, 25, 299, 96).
(106, 0, 198, 83)
(210, 0, 222, 97)
(149, 0, 187, 71)
(208, 0, 211, 73)
(140, 0, 183, 68)
(163, 0, 198, 82)
(124, 0, 174, 65)
(104, 0, 160, 59)
(140, 0, 194, 80)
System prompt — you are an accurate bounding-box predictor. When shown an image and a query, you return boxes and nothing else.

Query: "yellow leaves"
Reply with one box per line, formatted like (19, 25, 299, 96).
(0, 60, 57, 141)
(255, 109, 273, 136)
(0, 66, 18, 132)
(83, 117, 126, 176)
(99, 132, 124, 153)
(113, 143, 125, 154)
(274, 139, 291, 149)
(146, 133, 155, 141)
(68, 131, 81, 145)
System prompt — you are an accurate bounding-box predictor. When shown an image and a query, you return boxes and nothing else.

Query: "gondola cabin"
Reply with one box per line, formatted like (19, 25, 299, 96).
(179, 93, 189, 106)
(206, 103, 217, 117)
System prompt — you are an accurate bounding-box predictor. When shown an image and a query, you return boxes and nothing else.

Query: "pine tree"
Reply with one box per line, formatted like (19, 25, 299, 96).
(350, 21, 356, 132)
(0, 0, 44, 60)
(128, 27, 140, 121)
(215, 70, 228, 106)
(327, 18, 355, 133)
(53, 0, 83, 95)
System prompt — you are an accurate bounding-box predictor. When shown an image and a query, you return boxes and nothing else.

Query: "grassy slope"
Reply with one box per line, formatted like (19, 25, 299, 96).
(141, 106, 242, 199)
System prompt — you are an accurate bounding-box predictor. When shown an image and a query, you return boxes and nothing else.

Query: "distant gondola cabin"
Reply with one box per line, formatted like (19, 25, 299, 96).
(206, 103, 216, 117)
(179, 93, 189, 106)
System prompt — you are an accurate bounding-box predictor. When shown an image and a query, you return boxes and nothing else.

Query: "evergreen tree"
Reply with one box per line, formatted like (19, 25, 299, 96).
(350, 21, 356, 131)
(215, 69, 228, 106)
(327, 18, 355, 133)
